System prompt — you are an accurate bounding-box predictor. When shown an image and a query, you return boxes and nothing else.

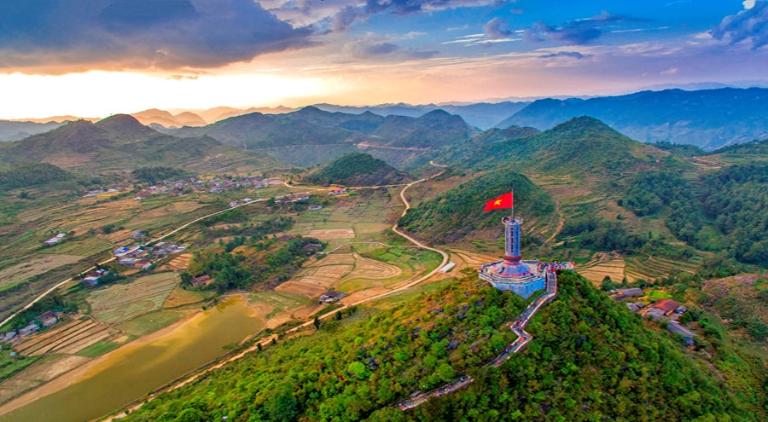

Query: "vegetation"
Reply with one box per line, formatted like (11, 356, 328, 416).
(0, 163, 70, 191)
(125, 272, 755, 421)
(131, 167, 189, 184)
(400, 170, 555, 243)
(560, 215, 647, 253)
(622, 165, 768, 265)
(182, 236, 323, 292)
(0, 349, 39, 382)
(303, 153, 409, 186)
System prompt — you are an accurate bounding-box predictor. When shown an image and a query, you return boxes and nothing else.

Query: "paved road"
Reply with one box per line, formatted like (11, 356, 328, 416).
(397, 269, 558, 410)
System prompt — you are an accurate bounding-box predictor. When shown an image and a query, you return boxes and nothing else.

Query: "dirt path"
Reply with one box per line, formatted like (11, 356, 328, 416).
(545, 198, 565, 244)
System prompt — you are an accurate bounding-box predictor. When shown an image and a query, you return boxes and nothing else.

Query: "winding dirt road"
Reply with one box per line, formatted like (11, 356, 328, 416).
(104, 166, 450, 420)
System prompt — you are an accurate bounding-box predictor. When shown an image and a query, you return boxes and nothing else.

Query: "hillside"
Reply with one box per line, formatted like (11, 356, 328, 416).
(496, 88, 768, 150)
(0, 120, 62, 143)
(123, 271, 755, 421)
(399, 170, 555, 244)
(302, 153, 410, 186)
(444, 117, 669, 181)
(0, 163, 71, 191)
(0, 115, 277, 173)
(367, 110, 474, 148)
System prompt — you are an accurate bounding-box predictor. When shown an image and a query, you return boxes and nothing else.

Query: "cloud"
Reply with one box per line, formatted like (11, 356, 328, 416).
(539, 51, 586, 59)
(484, 18, 514, 39)
(526, 11, 637, 45)
(350, 39, 439, 59)
(0, 0, 314, 71)
(711, 1, 768, 50)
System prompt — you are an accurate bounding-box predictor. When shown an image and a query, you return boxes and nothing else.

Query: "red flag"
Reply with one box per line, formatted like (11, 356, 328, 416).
(483, 192, 513, 212)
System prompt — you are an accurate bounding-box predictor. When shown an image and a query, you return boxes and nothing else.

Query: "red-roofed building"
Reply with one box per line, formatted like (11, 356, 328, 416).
(650, 298, 679, 316)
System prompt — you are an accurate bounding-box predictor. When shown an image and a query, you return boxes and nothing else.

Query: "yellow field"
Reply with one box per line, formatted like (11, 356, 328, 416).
(307, 228, 355, 240)
(166, 253, 193, 271)
(577, 253, 628, 284)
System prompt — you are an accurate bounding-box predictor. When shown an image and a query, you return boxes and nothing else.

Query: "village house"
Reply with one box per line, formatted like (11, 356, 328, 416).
(82, 268, 109, 287)
(668, 321, 696, 346)
(329, 187, 348, 196)
(191, 274, 213, 288)
(18, 322, 39, 337)
(308, 204, 323, 211)
(38, 311, 59, 328)
(43, 233, 66, 246)
(648, 299, 680, 316)
(318, 290, 345, 304)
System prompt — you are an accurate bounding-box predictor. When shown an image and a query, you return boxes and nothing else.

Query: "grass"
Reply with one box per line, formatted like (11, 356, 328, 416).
(116, 309, 188, 337)
(646, 290, 673, 300)
(0, 348, 40, 382)
(76, 341, 120, 358)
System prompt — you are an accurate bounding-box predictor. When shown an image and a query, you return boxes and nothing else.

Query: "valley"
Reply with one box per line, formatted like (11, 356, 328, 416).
(0, 101, 766, 421)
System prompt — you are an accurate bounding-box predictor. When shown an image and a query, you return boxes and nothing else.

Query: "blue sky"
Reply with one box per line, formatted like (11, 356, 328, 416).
(0, 0, 765, 117)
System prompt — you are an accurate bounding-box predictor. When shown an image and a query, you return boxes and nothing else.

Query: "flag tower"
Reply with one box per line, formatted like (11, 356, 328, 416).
(479, 191, 546, 298)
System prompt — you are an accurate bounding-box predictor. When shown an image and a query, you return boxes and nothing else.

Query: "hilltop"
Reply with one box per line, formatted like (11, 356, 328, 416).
(496, 87, 768, 150)
(443, 117, 669, 181)
(123, 271, 755, 421)
(0, 114, 277, 173)
(399, 170, 556, 244)
(302, 153, 410, 186)
(131, 109, 207, 128)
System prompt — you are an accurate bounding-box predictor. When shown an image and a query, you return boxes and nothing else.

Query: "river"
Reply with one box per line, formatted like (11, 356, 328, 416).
(0, 296, 264, 422)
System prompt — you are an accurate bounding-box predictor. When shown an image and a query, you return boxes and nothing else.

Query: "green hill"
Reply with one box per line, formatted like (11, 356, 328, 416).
(123, 271, 755, 421)
(443, 117, 670, 181)
(399, 170, 555, 244)
(0, 115, 277, 173)
(0, 163, 71, 191)
(303, 153, 411, 186)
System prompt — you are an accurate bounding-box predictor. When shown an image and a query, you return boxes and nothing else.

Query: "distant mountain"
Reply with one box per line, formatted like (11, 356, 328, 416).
(368, 109, 475, 148)
(132, 109, 207, 128)
(496, 88, 768, 150)
(0, 120, 63, 142)
(0, 114, 277, 172)
(315, 101, 529, 129)
(399, 169, 555, 243)
(710, 138, 768, 156)
(171, 107, 473, 168)
(302, 153, 410, 186)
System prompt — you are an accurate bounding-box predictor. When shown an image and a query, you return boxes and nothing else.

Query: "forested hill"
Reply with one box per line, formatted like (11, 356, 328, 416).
(442, 117, 669, 180)
(302, 153, 410, 186)
(496, 87, 768, 149)
(124, 271, 754, 421)
(399, 170, 555, 244)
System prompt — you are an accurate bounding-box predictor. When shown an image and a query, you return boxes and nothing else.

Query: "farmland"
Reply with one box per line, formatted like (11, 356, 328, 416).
(87, 273, 180, 324)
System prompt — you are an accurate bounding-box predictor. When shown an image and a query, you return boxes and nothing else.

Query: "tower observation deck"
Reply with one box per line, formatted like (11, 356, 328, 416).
(479, 215, 546, 298)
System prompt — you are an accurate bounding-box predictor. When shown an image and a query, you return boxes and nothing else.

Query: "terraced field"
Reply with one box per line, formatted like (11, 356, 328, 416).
(87, 273, 180, 324)
(624, 255, 700, 281)
(14, 317, 115, 357)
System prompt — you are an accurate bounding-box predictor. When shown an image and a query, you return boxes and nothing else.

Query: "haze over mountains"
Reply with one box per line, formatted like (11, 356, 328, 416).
(3, 87, 768, 150)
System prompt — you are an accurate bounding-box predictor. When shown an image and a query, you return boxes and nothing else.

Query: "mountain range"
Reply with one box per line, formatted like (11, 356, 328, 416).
(0, 114, 276, 173)
(497, 87, 768, 150)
